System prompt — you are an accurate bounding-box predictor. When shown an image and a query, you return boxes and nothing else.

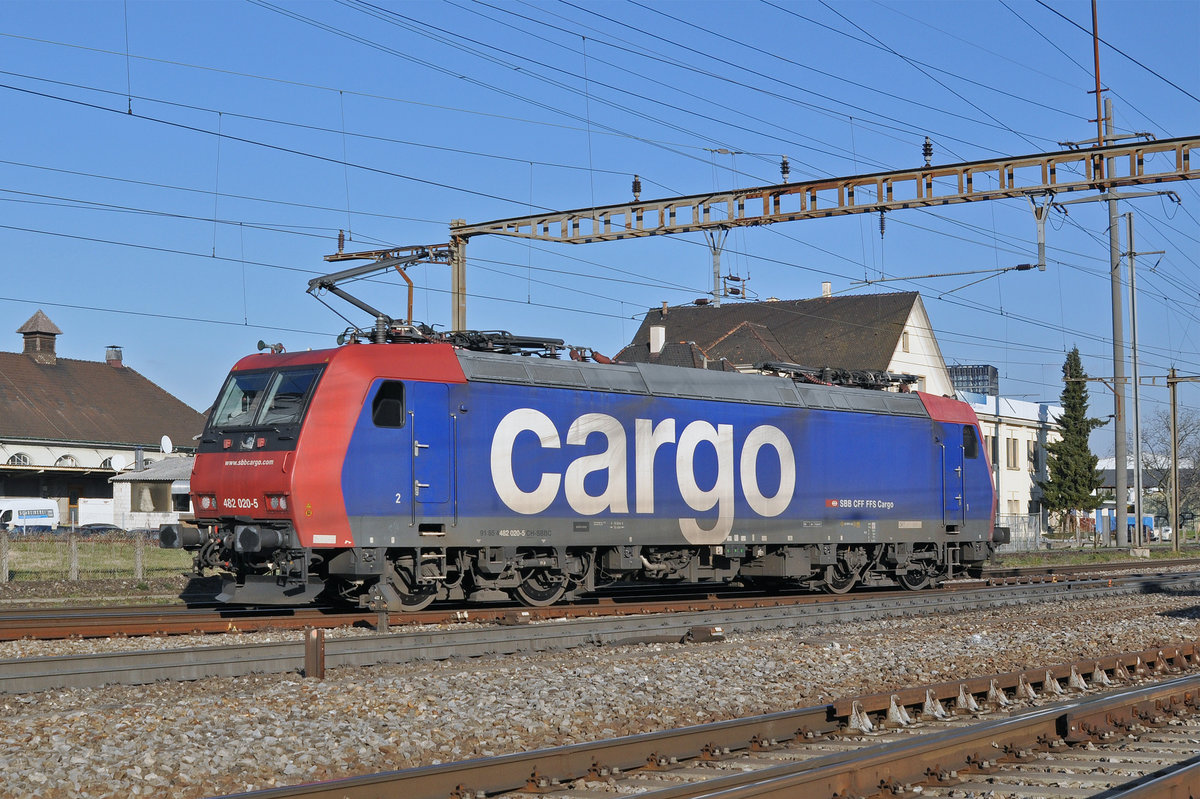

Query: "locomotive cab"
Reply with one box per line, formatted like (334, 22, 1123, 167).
(169, 358, 328, 604)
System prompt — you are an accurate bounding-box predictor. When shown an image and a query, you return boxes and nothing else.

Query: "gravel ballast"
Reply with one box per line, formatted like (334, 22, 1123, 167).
(1, 593, 1199, 798)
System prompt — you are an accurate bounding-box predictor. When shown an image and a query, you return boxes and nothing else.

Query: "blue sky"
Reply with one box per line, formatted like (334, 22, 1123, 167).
(1, 0, 1197, 456)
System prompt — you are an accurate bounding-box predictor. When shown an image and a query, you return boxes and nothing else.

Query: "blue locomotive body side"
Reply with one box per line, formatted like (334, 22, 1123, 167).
(339, 369, 993, 549)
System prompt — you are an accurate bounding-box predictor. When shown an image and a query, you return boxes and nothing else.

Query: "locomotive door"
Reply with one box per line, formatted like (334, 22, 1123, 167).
(942, 437, 966, 530)
(408, 383, 451, 514)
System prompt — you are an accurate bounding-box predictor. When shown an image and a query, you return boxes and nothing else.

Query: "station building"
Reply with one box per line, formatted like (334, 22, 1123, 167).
(0, 310, 205, 528)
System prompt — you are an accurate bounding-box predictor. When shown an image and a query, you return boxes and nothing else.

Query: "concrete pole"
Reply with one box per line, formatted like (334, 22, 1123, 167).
(1127, 212, 1144, 547)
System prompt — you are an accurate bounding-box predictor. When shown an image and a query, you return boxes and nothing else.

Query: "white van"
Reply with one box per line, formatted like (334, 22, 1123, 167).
(0, 498, 60, 533)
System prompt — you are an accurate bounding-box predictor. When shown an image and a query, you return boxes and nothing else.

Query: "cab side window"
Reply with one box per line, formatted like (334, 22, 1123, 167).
(963, 426, 979, 459)
(372, 381, 405, 428)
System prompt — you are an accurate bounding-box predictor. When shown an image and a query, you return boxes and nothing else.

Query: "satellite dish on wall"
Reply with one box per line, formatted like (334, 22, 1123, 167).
(160, 435, 174, 455)
(110, 454, 127, 472)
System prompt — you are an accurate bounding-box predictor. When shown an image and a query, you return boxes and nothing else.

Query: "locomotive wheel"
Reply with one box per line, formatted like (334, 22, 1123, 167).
(513, 569, 566, 607)
(896, 564, 931, 591)
(387, 560, 438, 611)
(396, 587, 437, 611)
(821, 562, 858, 594)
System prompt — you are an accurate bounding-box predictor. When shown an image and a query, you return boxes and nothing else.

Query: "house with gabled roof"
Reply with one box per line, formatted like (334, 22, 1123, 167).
(616, 291, 953, 395)
(0, 310, 205, 526)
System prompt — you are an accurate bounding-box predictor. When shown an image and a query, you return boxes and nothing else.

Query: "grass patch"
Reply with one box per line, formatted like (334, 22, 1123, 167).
(997, 545, 1200, 568)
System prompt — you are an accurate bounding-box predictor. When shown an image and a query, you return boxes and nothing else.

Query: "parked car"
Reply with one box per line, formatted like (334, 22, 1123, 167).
(74, 523, 125, 537)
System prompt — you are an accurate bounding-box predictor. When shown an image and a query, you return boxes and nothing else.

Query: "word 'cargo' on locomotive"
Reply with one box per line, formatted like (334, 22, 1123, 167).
(162, 327, 1006, 611)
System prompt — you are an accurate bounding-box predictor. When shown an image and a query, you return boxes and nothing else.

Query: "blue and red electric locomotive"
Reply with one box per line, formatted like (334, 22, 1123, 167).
(163, 328, 1002, 610)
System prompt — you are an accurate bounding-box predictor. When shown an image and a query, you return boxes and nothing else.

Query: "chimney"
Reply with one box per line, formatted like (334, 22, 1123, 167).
(821, 281, 832, 298)
(660, 300, 668, 318)
(105, 345, 124, 368)
(17, 309, 62, 366)
(649, 325, 666, 355)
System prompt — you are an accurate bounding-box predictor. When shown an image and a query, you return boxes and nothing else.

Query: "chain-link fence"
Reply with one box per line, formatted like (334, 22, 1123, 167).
(0, 530, 192, 582)
(995, 513, 1046, 552)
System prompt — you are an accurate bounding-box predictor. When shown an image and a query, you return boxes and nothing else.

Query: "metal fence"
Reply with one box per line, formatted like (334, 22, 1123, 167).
(0, 530, 192, 583)
(995, 513, 1046, 552)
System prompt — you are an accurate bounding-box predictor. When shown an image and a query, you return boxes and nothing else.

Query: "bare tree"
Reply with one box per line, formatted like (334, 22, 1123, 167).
(1138, 408, 1200, 537)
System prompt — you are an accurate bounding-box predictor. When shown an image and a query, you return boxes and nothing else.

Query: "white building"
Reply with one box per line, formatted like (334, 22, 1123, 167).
(959, 392, 1062, 531)
(110, 457, 194, 531)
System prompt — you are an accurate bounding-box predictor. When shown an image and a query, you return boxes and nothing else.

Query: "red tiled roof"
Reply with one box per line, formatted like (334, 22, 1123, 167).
(0, 352, 205, 447)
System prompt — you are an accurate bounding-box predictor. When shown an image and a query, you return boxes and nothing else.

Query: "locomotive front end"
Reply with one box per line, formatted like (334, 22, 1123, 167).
(162, 352, 327, 603)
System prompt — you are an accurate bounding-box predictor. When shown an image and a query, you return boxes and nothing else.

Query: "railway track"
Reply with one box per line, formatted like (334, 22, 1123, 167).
(3, 571, 1200, 694)
(3, 559, 1198, 641)
(0, 603, 371, 640)
(211, 644, 1200, 799)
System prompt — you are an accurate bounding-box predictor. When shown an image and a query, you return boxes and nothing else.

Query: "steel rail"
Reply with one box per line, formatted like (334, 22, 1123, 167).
(208, 657, 1200, 799)
(631, 676, 1200, 799)
(2, 573, 1199, 694)
(0, 605, 369, 641)
(1105, 755, 1200, 798)
(3, 558, 1197, 641)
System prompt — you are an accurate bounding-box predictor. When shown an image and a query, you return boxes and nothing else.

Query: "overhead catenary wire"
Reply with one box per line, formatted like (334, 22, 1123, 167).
(0, 80, 555, 211)
(1, 1, 1195, 414)
(1033, 0, 1200, 105)
(6, 76, 1193, 376)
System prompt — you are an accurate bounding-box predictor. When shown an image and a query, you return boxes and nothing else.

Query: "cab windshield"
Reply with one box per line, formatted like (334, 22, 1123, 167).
(210, 366, 323, 430)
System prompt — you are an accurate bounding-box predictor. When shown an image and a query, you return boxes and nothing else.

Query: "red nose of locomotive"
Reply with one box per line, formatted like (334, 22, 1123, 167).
(162, 351, 325, 602)
(190, 442, 296, 544)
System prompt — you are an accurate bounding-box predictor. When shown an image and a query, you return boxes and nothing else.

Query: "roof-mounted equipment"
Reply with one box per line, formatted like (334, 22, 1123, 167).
(757, 361, 919, 391)
(311, 245, 452, 344)
(441, 330, 565, 358)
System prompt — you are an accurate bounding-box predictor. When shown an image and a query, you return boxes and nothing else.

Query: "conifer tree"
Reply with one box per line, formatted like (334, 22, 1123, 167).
(1040, 347, 1105, 535)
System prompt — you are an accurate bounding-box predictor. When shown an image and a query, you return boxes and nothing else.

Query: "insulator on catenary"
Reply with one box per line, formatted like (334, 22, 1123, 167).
(780, 155, 790, 183)
(632, 174, 641, 202)
(923, 136, 933, 167)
